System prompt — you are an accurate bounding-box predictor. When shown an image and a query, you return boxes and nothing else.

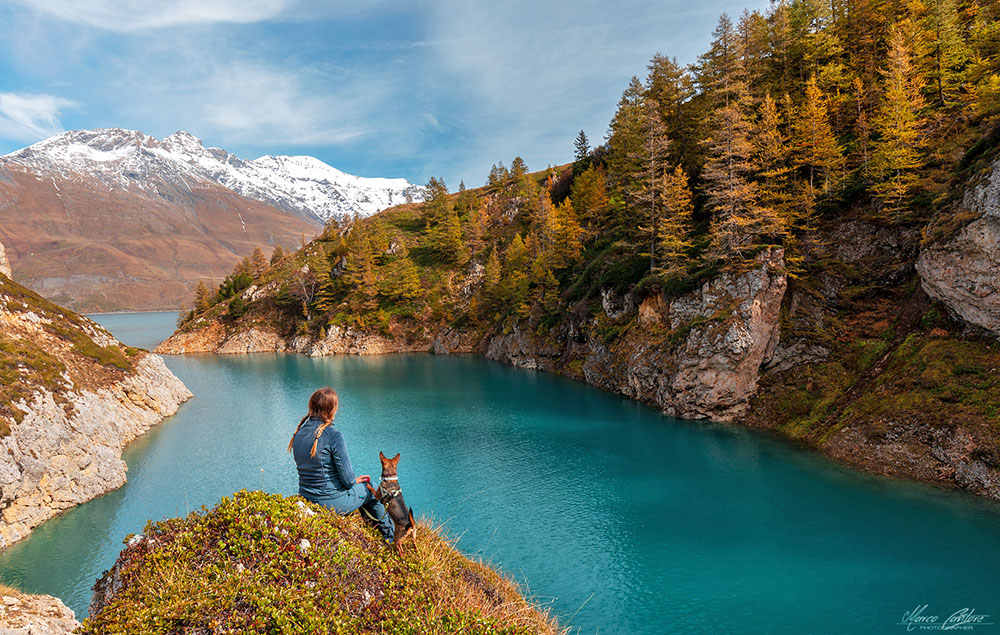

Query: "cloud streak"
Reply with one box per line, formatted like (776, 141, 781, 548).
(0, 93, 78, 143)
(8, 0, 290, 31)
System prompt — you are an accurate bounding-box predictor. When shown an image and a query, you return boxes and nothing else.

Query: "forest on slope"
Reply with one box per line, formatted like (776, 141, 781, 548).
(166, 0, 1000, 497)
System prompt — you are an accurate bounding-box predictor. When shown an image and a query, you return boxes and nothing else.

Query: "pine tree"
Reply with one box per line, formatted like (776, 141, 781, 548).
(433, 207, 466, 263)
(656, 166, 694, 278)
(753, 93, 795, 224)
(250, 247, 268, 278)
(194, 280, 213, 313)
(646, 54, 699, 173)
(607, 76, 647, 196)
(791, 75, 845, 206)
(570, 166, 609, 228)
(853, 77, 873, 179)
(925, 0, 970, 107)
(871, 26, 925, 214)
(270, 244, 286, 266)
(631, 97, 672, 270)
(423, 177, 450, 227)
(702, 77, 783, 261)
(455, 180, 475, 219)
(573, 130, 591, 176)
(554, 199, 584, 267)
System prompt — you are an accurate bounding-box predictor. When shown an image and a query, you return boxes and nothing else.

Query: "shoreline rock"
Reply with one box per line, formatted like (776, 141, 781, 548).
(0, 589, 80, 635)
(0, 354, 192, 548)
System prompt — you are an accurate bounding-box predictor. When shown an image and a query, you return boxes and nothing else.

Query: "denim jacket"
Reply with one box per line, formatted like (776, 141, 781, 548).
(292, 417, 356, 501)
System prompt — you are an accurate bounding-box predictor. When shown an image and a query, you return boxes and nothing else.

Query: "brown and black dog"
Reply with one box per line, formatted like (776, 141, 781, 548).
(364, 451, 417, 555)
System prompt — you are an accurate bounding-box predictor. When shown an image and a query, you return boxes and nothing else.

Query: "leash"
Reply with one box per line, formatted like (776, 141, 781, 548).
(359, 479, 401, 525)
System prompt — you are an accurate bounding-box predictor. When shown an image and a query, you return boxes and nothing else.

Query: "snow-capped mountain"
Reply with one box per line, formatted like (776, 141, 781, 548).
(2, 128, 424, 222)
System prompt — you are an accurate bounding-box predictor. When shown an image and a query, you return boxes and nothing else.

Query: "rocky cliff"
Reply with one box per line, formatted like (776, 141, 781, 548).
(0, 242, 10, 279)
(0, 586, 79, 635)
(917, 156, 1000, 337)
(0, 253, 191, 547)
(486, 248, 786, 421)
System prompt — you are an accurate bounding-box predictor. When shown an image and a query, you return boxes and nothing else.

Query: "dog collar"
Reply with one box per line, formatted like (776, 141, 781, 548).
(381, 476, 398, 482)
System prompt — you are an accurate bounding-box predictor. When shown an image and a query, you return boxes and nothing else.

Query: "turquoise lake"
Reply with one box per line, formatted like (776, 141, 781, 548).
(2, 311, 999, 633)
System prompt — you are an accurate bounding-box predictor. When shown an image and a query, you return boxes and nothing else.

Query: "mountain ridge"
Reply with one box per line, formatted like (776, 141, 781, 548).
(2, 127, 424, 222)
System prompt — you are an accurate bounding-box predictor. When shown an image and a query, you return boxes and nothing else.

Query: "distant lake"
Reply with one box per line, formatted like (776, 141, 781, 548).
(1, 311, 998, 633)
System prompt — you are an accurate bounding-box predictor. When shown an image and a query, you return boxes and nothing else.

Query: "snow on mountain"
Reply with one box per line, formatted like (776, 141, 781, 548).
(1, 128, 424, 221)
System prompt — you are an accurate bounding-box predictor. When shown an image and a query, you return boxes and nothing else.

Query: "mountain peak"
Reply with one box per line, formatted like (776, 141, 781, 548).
(1, 128, 424, 221)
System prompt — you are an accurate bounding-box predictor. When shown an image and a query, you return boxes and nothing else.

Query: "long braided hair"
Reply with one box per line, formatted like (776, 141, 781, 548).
(287, 387, 339, 457)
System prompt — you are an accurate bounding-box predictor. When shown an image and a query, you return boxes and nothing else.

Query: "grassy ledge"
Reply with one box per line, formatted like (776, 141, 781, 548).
(84, 490, 563, 635)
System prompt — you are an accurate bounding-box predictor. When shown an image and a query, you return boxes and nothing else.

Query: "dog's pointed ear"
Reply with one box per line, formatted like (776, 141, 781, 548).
(392, 453, 400, 463)
(379, 451, 386, 461)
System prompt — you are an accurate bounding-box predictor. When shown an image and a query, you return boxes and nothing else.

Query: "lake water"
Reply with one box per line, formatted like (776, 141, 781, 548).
(2, 311, 999, 633)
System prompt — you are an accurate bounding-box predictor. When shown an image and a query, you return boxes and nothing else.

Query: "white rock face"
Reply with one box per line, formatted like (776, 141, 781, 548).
(0, 590, 80, 634)
(0, 354, 192, 548)
(2, 128, 424, 222)
(0, 241, 10, 278)
(917, 158, 1000, 336)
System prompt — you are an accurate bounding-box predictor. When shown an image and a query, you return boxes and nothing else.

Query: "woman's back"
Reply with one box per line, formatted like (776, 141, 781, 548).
(292, 417, 356, 501)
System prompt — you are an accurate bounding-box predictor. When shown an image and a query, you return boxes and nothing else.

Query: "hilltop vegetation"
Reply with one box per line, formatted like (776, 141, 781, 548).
(85, 491, 562, 635)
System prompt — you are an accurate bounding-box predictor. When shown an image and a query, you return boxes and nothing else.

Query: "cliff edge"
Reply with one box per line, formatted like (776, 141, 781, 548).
(0, 251, 192, 547)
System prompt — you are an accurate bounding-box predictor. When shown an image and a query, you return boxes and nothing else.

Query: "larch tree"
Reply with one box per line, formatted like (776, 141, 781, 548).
(656, 165, 694, 279)
(871, 26, 926, 215)
(570, 166, 609, 229)
(753, 93, 795, 224)
(791, 74, 845, 208)
(631, 97, 672, 271)
(193, 280, 213, 313)
(924, 0, 970, 107)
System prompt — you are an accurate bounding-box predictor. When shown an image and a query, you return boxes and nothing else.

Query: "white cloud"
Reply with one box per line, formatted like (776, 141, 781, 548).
(0, 92, 78, 142)
(9, 0, 290, 31)
(197, 63, 375, 146)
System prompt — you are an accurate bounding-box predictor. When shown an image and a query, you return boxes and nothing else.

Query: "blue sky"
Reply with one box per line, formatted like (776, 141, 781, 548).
(0, 0, 767, 188)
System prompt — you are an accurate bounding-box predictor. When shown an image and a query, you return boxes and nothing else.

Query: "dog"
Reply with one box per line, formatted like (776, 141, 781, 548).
(364, 451, 417, 555)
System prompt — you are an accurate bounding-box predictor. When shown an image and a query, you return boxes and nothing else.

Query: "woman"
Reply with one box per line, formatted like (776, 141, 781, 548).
(288, 387, 394, 543)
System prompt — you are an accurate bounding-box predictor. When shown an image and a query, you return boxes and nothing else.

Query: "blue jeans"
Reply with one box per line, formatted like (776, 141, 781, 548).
(313, 482, 394, 542)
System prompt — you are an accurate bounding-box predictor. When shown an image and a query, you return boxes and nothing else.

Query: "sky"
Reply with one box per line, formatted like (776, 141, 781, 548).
(0, 0, 769, 188)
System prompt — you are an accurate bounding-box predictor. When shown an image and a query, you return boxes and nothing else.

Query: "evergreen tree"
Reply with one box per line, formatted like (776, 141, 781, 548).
(656, 165, 694, 278)
(250, 247, 269, 278)
(270, 244, 286, 266)
(871, 26, 926, 214)
(423, 177, 450, 227)
(433, 207, 466, 263)
(193, 280, 213, 313)
(607, 76, 647, 196)
(554, 199, 584, 267)
(646, 54, 699, 173)
(573, 130, 591, 176)
(702, 77, 783, 261)
(853, 77, 873, 178)
(925, 0, 970, 107)
(570, 166, 609, 228)
(455, 180, 475, 219)
(791, 75, 845, 207)
(753, 93, 795, 223)
(632, 97, 672, 270)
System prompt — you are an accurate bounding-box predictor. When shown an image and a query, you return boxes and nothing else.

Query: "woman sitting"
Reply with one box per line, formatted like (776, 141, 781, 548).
(288, 387, 394, 543)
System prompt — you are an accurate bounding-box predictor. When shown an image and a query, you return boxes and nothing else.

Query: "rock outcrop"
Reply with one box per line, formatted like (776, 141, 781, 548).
(0, 241, 10, 279)
(0, 276, 192, 548)
(0, 589, 80, 635)
(487, 248, 787, 421)
(917, 157, 1000, 336)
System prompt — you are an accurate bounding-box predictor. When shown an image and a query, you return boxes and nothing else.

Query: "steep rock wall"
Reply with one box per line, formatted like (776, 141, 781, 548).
(0, 354, 191, 547)
(917, 158, 1000, 336)
(486, 248, 787, 421)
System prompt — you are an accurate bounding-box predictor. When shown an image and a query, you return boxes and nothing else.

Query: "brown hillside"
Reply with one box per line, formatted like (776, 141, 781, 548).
(0, 166, 321, 312)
